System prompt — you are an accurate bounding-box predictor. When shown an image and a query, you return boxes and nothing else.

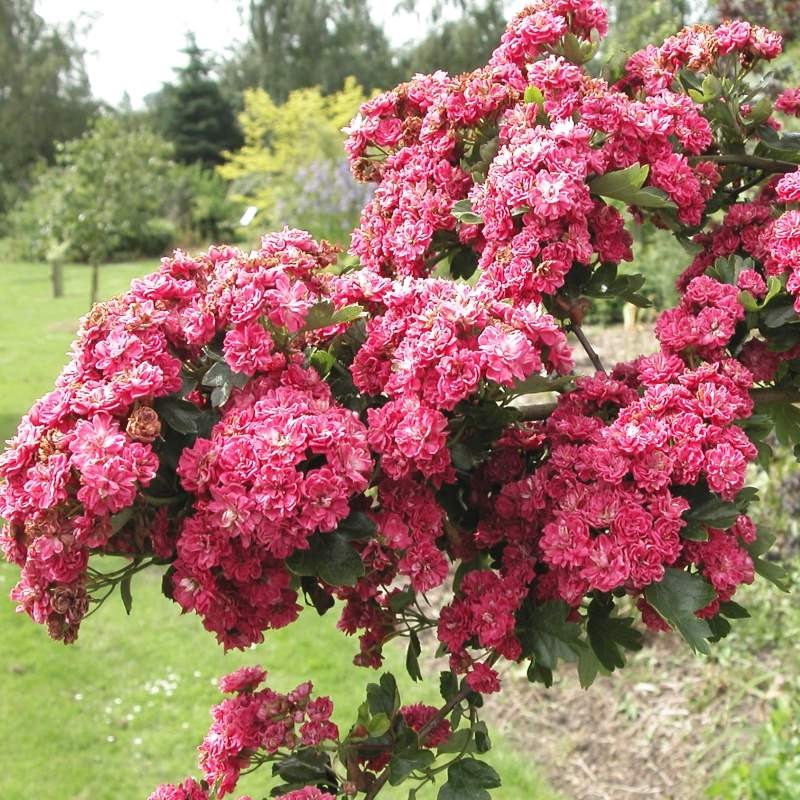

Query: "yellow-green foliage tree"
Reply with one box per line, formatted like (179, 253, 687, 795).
(218, 77, 369, 242)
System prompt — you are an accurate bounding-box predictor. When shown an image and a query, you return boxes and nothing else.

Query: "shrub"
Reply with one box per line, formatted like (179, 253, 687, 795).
(3, 4, 800, 800)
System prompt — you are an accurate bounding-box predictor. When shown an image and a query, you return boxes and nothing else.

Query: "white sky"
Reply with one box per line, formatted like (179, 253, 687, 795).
(36, 0, 426, 106)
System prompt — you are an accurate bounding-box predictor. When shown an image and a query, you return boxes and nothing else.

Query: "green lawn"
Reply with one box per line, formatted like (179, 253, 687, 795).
(0, 260, 560, 800)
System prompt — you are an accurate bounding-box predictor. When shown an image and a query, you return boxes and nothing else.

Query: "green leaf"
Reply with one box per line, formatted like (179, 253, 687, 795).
(511, 373, 574, 395)
(272, 748, 335, 786)
(440, 670, 459, 703)
(752, 557, 791, 592)
(389, 748, 435, 785)
(451, 247, 479, 280)
(285, 531, 365, 586)
(438, 728, 474, 755)
(438, 759, 502, 800)
(388, 586, 416, 613)
(644, 568, 715, 653)
(336, 510, 376, 540)
(526, 662, 553, 687)
(210, 383, 232, 408)
(516, 600, 586, 669)
(759, 402, 800, 447)
(301, 301, 364, 333)
(761, 298, 798, 329)
(406, 630, 423, 682)
(589, 164, 649, 204)
(202, 360, 248, 389)
(523, 85, 544, 105)
(119, 572, 133, 615)
(586, 600, 643, 672)
(629, 187, 677, 209)
(365, 712, 391, 738)
(576, 646, 600, 689)
(154, 396, 204, 435)
(450, 441, 477, 472)
(745, 526, 776, 558)
(719, 600, 750, 619)
(366, 673, 400, 717)
(452, 198, 484, 225)
(680, 523, 710, 542)
(686, 496, 741, 529)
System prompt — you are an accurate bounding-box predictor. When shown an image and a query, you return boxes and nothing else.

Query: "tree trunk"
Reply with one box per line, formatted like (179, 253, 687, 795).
(89, 261, 100, 307)
(50, 261, 64, 299)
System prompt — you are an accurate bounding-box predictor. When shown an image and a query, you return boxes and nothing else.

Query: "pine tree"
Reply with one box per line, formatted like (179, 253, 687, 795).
(157, 34, 241, 168)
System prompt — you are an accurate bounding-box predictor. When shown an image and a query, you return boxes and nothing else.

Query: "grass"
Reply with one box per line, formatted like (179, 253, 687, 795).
(0, 259, 560, 800)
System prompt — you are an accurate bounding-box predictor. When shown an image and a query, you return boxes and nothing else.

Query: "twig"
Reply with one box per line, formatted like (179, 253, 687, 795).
(364, 656, 497, 800)
(568, 322, 606, 373)
(687, 154, 797, 173)
(515, 387, 800, 421)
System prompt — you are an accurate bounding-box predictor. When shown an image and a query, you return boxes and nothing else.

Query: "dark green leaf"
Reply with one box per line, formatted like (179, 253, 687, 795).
(154, 396, 204, 435)
(451, 247, 479, 280)
(577, 646, 600, 689)
(285, 531, 365, 587)
(516, 600, 586, 669)
(719, 600, 750, 619)
(644, 568, 715, 653)
(119, 572, 133, 615)
(336, 510, 376, 540)
(438, 728, 474, 755)
(366, 673, 400, 717)
(202, 360, 248, 389)
(406, 630, 423, 682)
(759, 402, 800, 447)
(389, 748, 435, 785)
(752, 557, 791, 592)
(686, 496, 741, 529)
(526, 662, 553, 687)
(587, 600, 643, 672)
(438, 758, 502, 800)
(440, 670, 459, 703)
(301, 301, 364, 333)
(273, 748, 336, 786)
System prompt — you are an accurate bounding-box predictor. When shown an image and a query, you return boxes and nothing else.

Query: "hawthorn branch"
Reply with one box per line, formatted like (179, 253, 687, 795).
(514, 387, 800, 421)
(568, 322, 606, 373)
(688, 154, 798, 173)
(363, 656, 498, 800)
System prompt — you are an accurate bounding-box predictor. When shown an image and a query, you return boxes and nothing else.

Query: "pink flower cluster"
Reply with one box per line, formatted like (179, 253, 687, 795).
(0, 228, 361, 644)
(345, 276, 570, 486)
(0, 288, 180, 641)
(656, 275, 746, 360)
(346, 0, 722, 304)
(434, 356, 758, 668)
(200, 667, 338, 796)
(173, 364, 372, 649)
(775, 88, 800, 116)
(624, 21, 783, 94)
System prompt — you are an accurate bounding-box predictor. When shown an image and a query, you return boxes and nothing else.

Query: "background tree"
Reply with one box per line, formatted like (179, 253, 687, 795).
(223, 0, 399, 101)
(0, 0, 97, 214)
(12, 116, 173, 304)
(218, 77, 367, 240)
(399, 0, 508, 75)
(150, 34, 242, 168)
(597, 0, 690, 76)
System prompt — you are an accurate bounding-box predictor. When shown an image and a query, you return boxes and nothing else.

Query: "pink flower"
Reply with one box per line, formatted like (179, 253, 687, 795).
(466, 662, 502, 694)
